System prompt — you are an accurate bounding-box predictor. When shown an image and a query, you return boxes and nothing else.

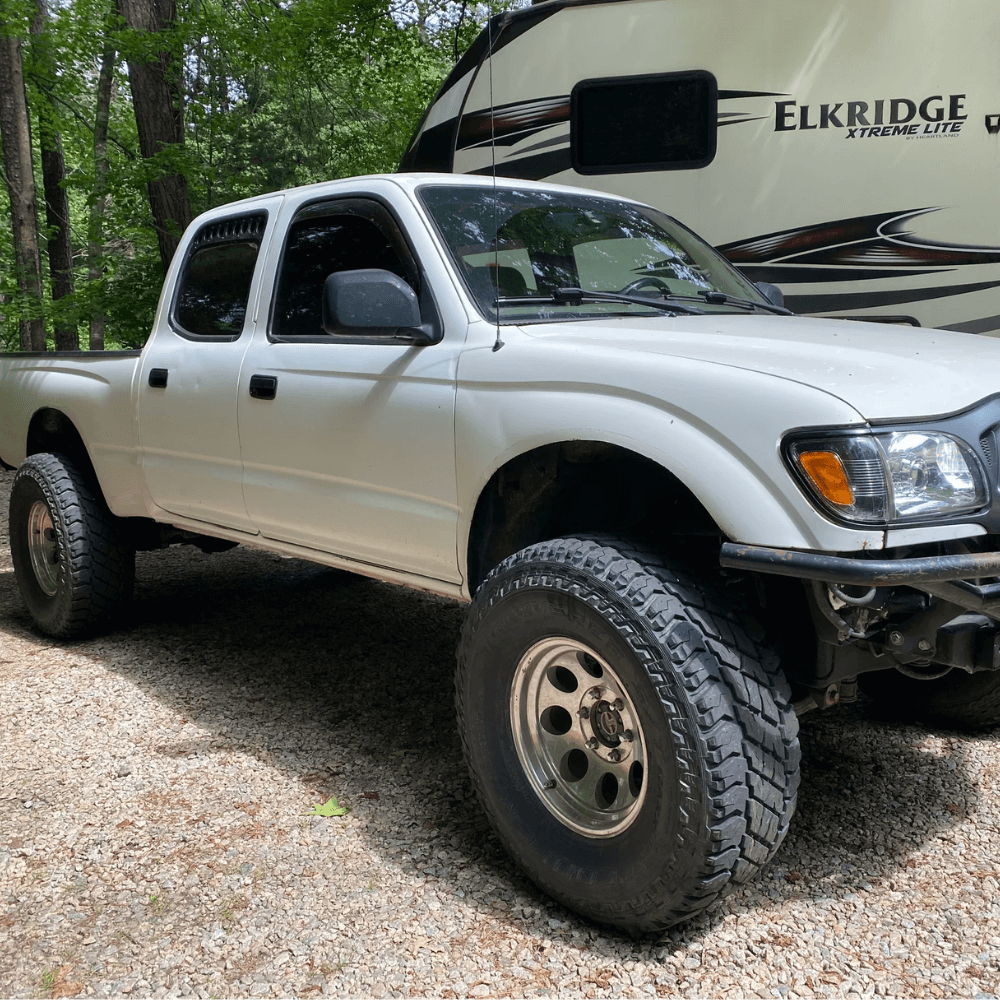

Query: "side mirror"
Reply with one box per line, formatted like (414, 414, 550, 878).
(755, 280, 785, 309)
(322, 269, 425, 339)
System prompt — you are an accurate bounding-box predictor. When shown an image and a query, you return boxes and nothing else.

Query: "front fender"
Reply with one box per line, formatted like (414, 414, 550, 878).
(455, 327, 886, 579)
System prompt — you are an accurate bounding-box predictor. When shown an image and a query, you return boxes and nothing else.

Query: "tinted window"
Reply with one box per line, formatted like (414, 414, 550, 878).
(572, 71, 717, 174)
(272, 210, 413, 337)
(174, 214, 266, 337)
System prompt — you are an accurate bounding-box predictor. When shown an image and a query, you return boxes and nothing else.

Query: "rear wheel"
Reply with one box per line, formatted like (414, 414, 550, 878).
(457, 537, 800, 934)
(860, 667, 1000, 729)
(9, 453, 134, 637)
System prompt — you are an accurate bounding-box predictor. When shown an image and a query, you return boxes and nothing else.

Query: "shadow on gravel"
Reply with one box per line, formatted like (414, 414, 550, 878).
(0, 543, 988, 959)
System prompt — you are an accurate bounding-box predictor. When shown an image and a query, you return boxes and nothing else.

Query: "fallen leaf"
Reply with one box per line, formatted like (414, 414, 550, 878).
(304, 796, 349, 817)
(362, 791, 379, 801)
(784, 870, 802, 883)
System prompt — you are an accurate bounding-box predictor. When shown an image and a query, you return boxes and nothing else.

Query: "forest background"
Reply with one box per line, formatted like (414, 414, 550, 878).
(0, 0, 521, 352)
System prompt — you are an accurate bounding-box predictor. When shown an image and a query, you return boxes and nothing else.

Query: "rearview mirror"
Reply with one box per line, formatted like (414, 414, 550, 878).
(322, 269, 425, 337)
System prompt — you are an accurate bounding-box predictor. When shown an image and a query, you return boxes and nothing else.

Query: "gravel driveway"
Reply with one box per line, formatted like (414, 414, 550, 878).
(1, 465, 999, 999)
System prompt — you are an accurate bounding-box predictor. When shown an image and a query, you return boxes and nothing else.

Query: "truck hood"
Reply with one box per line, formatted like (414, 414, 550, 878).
(521, 313, 1000, 421)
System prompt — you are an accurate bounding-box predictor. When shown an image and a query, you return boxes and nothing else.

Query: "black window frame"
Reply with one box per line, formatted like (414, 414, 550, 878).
(267, 196, 442, 346)
(169, 212, 268, 342)
(571, 70, 718, 175)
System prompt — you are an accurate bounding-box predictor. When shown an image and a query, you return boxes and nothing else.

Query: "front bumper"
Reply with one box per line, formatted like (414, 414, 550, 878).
(720, 542, 1000, 615)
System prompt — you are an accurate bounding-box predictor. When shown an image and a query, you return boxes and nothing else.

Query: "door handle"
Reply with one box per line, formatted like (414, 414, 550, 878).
(249, 374, 278, 400)
(148, 368, 168, 388)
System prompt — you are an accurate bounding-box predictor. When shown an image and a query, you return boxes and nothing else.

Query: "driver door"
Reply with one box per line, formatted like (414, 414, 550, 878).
(237, 196, 464, 583)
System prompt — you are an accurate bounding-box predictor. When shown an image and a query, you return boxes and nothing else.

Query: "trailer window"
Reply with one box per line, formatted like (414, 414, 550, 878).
(572, 71, 717, 174)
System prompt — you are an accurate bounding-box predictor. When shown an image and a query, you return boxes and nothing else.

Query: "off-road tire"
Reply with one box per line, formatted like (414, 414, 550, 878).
(860, 667, 1000, 729)
(456, 536, 800, 934)
(9, 453, 135, 638)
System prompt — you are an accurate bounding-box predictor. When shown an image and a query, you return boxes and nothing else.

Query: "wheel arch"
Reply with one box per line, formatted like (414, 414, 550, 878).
(25, 408, 100, 489)
(464, 439, 720, 593)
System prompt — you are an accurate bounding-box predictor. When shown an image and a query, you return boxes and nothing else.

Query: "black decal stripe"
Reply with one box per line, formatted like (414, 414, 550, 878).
(400, 117, 463, 173)
(469, 148, 573, 180)
(790, 241, 1000, 268)
(785, 280, 1000, 314)
(462, 125, 555, 150)
(721, 208, 1000, 268)
(512, 132, 571, 156)
(939, 313, 1000, 334)
(717, 90, 788, 100)
(880, 212, 1000, 251)
(717, 117, 768, 127)
(719, 210, 921, 263)
(456, 96, 571, 150)
(733, 265, 950, 284)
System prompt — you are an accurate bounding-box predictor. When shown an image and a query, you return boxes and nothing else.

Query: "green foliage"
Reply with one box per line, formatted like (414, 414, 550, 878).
(1, 0, 525, 351)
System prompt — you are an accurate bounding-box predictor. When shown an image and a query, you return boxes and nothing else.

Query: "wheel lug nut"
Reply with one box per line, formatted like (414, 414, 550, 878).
(608, 749, 622, 762)
(543, 779, 556, 790)
(613, 698, 624, 711)
(622, 729, 633, 742)
(588, 687, 601, 700)
(585, 738, 599, 750)
(578, 706, 590, 719)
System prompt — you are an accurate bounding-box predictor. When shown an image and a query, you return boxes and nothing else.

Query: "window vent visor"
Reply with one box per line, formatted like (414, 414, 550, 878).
(192, 212, 267, 249)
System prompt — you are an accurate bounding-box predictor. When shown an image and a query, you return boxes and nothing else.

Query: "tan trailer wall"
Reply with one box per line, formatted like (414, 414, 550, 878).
(453, 0, 1000, 333)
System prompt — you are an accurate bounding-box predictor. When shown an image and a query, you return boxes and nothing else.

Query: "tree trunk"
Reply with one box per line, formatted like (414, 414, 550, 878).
(30, 0, 78, 351)
(88, 36, 116, 351)
(116, 0, 192, 272)
(0, 28, 46, 351)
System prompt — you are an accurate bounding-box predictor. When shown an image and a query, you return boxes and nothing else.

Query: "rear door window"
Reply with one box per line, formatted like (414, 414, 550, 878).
(173, 214, 267, 339)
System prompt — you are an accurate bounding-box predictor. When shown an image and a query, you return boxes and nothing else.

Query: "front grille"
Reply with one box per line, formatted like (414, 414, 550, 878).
(981, 431, 995, 470)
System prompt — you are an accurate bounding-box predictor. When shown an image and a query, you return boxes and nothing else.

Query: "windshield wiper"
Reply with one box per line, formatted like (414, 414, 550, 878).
(497, 287, 706, 316)
(697, 290, 792, 315)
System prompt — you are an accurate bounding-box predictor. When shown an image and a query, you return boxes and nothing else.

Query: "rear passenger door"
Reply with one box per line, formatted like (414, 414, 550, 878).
(237, 194, 465, 584)
(138, 203, 280, 532)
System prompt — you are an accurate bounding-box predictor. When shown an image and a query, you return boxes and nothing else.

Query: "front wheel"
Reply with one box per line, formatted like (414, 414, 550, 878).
(9, 453, 135, 637)
(456, 537, 800, 934)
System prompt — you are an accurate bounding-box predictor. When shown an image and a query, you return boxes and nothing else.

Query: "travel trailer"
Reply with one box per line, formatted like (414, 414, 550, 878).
(401, 0, 1000, 334)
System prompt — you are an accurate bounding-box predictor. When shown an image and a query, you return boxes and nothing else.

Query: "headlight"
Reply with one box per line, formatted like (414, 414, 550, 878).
(787, 430, 987, 524)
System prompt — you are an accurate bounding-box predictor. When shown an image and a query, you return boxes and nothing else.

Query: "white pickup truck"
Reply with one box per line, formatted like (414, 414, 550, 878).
(3, 174, 1000, 934)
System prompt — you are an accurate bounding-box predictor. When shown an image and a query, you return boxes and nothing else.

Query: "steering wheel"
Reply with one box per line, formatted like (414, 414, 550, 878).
(618, 275, 673, 296)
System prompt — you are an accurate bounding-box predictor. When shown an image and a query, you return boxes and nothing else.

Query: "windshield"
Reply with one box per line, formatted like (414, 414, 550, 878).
(418, 184, 772, 324)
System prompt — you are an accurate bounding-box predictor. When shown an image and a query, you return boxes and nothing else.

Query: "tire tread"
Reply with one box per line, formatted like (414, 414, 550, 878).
(457, 536, 799, 933)
(9, 453, 134, 637)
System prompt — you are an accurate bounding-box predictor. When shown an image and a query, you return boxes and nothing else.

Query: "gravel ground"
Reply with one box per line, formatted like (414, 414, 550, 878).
(1, 465, 999, 999)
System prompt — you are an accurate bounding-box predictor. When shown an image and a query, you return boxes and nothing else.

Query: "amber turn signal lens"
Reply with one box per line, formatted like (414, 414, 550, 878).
(798, 451, 854, 506)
